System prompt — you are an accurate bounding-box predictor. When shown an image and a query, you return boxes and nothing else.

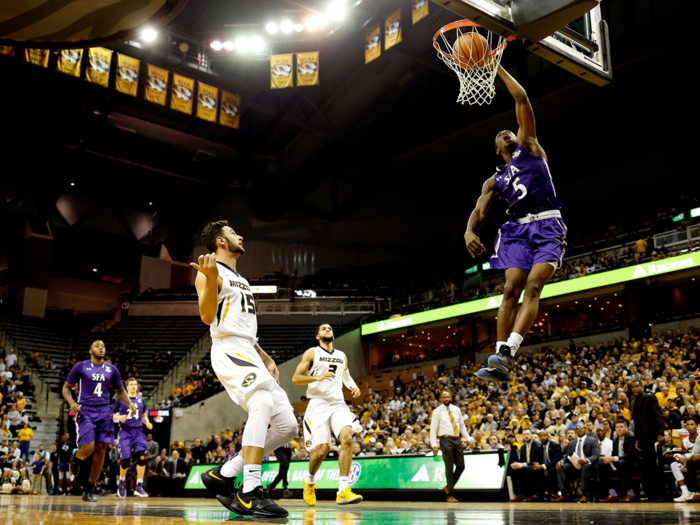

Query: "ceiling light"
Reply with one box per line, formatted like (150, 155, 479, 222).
(222, 40, 233, 51)
(250, 37, 264, 52)
(280, 20, 293, 33)
(141, 28, 157, 42)
(293, 23, 304, 32)
(149, 202, 152, 205)
(210, 41, 223, 51)
(305, 17, 318, 30)
(317, 15, 328, 26)
(235, 38, 250, 52)
(70, 182, 75, 186)
(328, 3, 346, 20)
(265, 22, 279, 34)
(92, 269, 98, 272)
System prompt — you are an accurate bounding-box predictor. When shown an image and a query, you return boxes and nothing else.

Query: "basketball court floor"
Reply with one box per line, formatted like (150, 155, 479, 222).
(2, 496, 699, 524)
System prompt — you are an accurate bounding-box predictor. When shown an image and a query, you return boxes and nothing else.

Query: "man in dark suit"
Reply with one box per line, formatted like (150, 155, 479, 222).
(531, 429, 563, 500)
(162, 449, 188, 497)
(630, 380, 665, 501)
(508, 429, 543, 501)
(598, 419, 639, 501)
(552, 423, 600, 502)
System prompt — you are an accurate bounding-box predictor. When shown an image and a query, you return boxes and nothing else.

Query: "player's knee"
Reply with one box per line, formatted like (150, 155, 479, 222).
(121, 458, 131, 470)
(339, 431, 353, 449)
(315, 444, 329, 457)
(524, 280, 543, 298)
(503, 282, 520, 299)
(137, 454, 147, 466)
(82, 442, 95, 455)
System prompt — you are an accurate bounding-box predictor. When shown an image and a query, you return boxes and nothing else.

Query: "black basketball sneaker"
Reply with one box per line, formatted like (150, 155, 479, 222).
(232, 486, 290, 519)
(202, 465, 238, 511)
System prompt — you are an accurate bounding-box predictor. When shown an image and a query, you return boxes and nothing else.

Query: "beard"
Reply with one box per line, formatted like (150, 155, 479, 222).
(225, 237, 244, 254)
(320, 335, 334, 343)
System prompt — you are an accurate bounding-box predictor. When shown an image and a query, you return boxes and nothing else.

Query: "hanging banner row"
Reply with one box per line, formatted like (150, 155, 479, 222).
(365, 2, 429, 65)
(0, 46, 241, 129)
(270, 51, 319, 89)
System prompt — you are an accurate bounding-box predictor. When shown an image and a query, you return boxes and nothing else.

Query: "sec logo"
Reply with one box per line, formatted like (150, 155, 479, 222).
(348, 462, 362, 485)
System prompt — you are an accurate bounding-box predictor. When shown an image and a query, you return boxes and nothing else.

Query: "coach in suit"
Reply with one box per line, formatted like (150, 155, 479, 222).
(144, 434, 160, 490)
(162, 450, 188, 497)
(552, 423, 600, 502)
(598, 419, 639, 501)
(630, 380, 665, 501)
(531, 430, 563, 500)
(508, 429, 543, 501)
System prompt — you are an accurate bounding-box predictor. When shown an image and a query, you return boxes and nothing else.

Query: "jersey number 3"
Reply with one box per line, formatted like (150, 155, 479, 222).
(240, 292, 256, 315)
(328, 364, 338, 374)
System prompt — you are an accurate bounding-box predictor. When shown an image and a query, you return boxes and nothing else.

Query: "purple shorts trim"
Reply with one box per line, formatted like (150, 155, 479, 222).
(117, 426, 149, 459)
(75, 405, 115, 447)
(58, 462, 70, 472)
(490, 217, 567, 274)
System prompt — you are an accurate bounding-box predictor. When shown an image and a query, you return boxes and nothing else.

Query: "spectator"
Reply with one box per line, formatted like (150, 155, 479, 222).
(190, 438, 207, 464)
(30, 453, 44, 495)
(630, 380, 665, 502)
(17, 423, 32, 462)
(5, 349, 17, 369)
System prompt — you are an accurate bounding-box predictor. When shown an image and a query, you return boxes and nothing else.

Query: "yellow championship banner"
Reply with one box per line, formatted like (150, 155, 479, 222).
(270, 54, 293, 89)
(145, 64, 168, 106)
(86, 47, 112, 87)
(365, 24, 381, 64)
(296, 51, 319, 87)
(171, 74, 194, 114)
(412, 0, 429, 25)
(220, 91, 241, 129)
(385, 8, 402, 50)
(0, 46, 15, 57)
(115, 54, 140, 96)
(56, 49, 83, 77)
(24, 48, 49, 68)
(196, 81, 218, 122)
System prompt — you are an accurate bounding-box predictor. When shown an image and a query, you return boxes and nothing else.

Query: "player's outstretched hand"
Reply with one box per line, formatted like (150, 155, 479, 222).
(190, 253, 219, 280)
(318, 371, 336, 381)
(351, 386, 361, 399)
(464, 232, 485, 258)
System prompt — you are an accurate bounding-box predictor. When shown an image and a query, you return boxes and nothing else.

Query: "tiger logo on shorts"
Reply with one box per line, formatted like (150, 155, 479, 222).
(242, 373, 257, 387)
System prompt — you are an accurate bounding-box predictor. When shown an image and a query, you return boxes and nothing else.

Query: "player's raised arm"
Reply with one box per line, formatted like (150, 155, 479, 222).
(497, 66, 545, 158)
(464, 177, 498, 258)
(292, 349, 334, 385)
(191, 253, 220, 325)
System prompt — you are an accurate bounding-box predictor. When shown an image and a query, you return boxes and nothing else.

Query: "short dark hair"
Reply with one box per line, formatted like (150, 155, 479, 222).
(615, 419, 628, 427)
(316, 324, 332, 335)
(687, 417, 698, 425)
(201, 220, 229, 252)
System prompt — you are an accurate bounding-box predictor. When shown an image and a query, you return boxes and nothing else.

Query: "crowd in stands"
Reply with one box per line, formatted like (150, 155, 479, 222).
(159, 358, 222, 409)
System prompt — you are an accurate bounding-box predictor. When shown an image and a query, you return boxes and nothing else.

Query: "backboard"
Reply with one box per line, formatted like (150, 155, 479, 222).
(431, 0, 612, 85)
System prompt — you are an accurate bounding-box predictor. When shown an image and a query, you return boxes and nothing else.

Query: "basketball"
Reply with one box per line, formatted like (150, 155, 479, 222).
(452, 32, 491, 69)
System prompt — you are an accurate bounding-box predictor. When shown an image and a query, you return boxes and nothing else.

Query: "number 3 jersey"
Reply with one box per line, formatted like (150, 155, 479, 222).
(113, 396, 146, 428)
(210, 261, 257, 341)
(306, 346, 348, 402)
(493, 143, 561, 219)
(65, 360, 124, 407)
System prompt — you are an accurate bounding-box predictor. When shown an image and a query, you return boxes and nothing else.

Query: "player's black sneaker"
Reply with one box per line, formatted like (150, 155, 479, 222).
(202, 465, 237, 499)
(475, 367, 512, 383)
(69, 452, 81, 477)
(487, 344, 514, 373)
(82, 490, 98, 503)
(234, 486, 290, 519)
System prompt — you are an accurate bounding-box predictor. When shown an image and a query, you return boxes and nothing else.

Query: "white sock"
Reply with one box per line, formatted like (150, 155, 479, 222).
(243, 465, 261, 493)
(221, 454, 244, 479)
(338, 476, 349, 494)
(682, 485, 690, 494)
(496, 341, 506, 352)
(305, 473, 315, 485)
(137, 478, 143, 484)
(506, 332, 524, 355)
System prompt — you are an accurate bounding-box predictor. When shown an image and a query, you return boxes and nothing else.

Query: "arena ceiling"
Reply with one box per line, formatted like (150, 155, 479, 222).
(0, 0, 692, 272)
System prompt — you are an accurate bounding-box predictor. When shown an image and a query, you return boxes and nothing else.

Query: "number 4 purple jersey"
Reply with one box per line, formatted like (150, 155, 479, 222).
(65, 360, 123, 407)
(493, 143, 561, 218)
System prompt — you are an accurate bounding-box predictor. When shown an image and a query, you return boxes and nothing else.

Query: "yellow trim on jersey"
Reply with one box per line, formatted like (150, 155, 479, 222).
(234, 353, 255, 363)
(221, 296, 231, 324)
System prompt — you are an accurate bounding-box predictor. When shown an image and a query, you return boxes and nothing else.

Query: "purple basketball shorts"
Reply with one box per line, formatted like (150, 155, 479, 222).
(117, 426, 149, 459)
(58, 462, 69, 472)
(490, 217, 567, 274)
(75, 405, 114, 447)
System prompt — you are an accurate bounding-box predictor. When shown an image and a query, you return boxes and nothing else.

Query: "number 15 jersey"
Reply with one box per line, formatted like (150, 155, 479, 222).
(306, 346, 348, 402)
(210, 261, 257, 341)
(493, 143, 561, 219)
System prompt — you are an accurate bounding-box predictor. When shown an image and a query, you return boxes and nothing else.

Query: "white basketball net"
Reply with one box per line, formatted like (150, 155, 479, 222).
(434, 21, 509, 106)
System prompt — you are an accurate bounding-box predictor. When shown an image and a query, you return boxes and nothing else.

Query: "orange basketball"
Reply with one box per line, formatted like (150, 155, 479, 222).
(452, 32, 491, 70)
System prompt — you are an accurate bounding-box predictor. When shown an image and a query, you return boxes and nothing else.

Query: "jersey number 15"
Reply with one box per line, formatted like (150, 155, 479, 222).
(240, 292, 256, 315)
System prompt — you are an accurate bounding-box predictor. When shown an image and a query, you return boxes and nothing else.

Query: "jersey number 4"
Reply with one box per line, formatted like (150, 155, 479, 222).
(240, 292, 256, 315)
(93, 383, 103, 397)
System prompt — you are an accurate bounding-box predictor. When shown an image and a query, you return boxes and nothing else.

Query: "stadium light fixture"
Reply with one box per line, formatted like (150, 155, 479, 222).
(265, 22, 279, 34)
(305, 17, 318, 30)
(222, 40, 233, 51)
(328, 2, 346, 20)
(250, 37, 265, 52)
(317, 15, 328, 26)
(280, 20, 293, 33)
(293, 23, 304, 32)
(235, 38, 250, 52)
(141, 28, 157, 42)
(210, 41, 223, 51)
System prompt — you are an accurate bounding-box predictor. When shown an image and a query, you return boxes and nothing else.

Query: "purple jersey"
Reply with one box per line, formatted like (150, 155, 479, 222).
(65, 360, 123, 407)
(493, 144, 561, 218)
(113, 396, 146, 428)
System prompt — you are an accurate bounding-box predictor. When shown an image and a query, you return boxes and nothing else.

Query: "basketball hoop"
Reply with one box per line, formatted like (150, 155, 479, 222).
(434, 20, 515, 106)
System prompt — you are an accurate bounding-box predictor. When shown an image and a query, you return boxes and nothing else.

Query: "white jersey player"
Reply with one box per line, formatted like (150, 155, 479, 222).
(192, 220, 296, 520)
(293, 324, 363, 506)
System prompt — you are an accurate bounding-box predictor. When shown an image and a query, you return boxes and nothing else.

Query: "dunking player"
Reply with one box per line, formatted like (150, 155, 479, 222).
(113, 377, 152, 497)
(464, 66, 567, 382)
(192, 220, 296, 520)
(62, 340, 137, 502)
(292, 324, 363, 506)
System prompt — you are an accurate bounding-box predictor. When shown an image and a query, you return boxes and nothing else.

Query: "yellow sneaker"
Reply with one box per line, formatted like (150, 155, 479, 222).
(303, 480, 316, 506)
(336, 487, 363, 505)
